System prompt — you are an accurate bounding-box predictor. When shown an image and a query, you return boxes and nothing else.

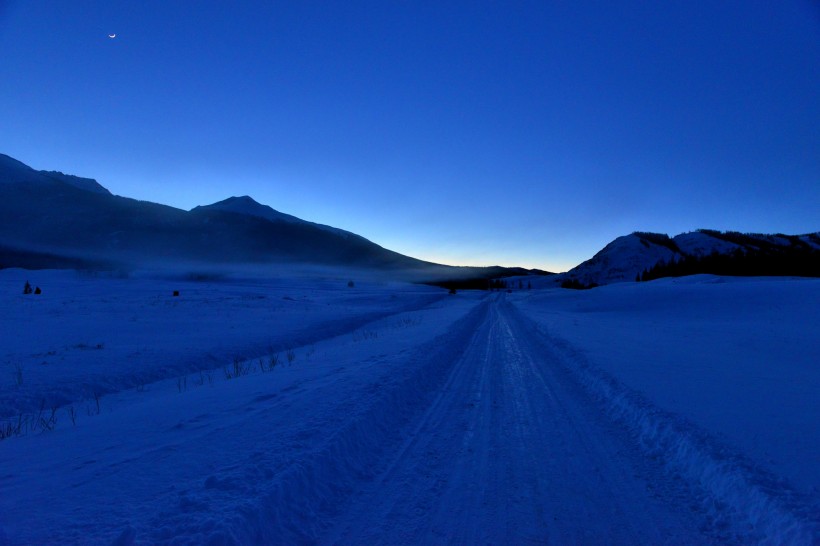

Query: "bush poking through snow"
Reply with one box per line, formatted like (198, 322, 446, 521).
(224, 357, 252, 379)
(393, 317, 421, 329)
(352, 330, 378, 342)
(73, 342, 105, 351)
(36, 400, 58, 432)
(89, 391, 101, 416)
(286, 348, 296, 365)
(191, 370, 214, 386)
(1, 402, 82, 439)
(13, 363, 23, 386)
(0, 415, 24, 439)
(66, 405, 77, 426)
(260, 354, 280, 372)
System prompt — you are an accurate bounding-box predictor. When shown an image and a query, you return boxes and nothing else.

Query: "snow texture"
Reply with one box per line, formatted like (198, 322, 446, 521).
(672, 231, 741, 257)
(0, 270, 817, 544)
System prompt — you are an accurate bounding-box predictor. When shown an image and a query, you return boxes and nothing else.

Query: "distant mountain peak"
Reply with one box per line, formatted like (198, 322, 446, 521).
(0, 153, 34, 172)
(0, 153, 39, 184)
(39, 171, 111, 195)
(194, 195, 299, 224)
(193, 195, 353, 238)
(218, 195, 259, 205)
(0, 153, 111, 195)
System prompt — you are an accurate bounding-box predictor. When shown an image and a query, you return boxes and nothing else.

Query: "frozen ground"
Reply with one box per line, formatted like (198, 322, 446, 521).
(0, 270, 817, 544)
(0, 269, 445, 418)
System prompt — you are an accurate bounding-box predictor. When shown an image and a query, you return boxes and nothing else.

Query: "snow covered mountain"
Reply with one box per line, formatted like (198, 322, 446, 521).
(561, 233, 680, 286)
(562, 230, 820, 287)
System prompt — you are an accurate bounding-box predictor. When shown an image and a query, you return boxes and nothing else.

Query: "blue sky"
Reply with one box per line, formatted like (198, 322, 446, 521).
(1, 1, 818, 271)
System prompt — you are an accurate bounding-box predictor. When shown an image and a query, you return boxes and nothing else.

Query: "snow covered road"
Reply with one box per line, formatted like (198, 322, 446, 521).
(322, 295, 708, 545)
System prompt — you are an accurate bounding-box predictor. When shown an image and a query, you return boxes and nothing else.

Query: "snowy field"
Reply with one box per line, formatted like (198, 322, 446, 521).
(0, 269, 446, 419)
(512, 276, 820, 498)
(0, 270, 817, 544)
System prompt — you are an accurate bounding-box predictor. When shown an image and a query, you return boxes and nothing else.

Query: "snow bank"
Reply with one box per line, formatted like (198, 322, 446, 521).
(541, 333, 816, 544)
(512, 276, 820, 543)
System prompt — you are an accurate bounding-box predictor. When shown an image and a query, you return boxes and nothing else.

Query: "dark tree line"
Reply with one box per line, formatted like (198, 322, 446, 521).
(426, 277, 534, 292)
(638, 245, 819, 282)
(560, 278, 599, 290)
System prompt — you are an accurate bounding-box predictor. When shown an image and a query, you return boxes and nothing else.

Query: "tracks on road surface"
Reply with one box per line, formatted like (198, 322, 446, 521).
(320, 294, 710, 545)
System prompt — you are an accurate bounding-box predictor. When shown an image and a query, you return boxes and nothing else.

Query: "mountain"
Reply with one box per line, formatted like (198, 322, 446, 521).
(0, 154, 110, 195)
(561, 230, 820, 287)
(192, 196, 351, 238)
(560, 233, 679, 287)
(0, 153, 539, 281)
(39, 171, 111, 195)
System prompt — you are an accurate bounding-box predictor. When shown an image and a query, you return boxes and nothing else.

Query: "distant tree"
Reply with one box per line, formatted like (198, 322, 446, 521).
(34, 286, 42, 295)
(489, 279, 510, 291)
(347, 280, 355, 288)
(23, 281, 32, 294)
(448, 287, 457, 295)
(518, 280, 523, 289)
(560, 278, 598, 290)
(527, 281, 532, 290)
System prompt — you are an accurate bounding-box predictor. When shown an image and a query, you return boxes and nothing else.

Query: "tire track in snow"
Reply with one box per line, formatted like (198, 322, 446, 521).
(320, 295, 710, 545)
(145, 298, 496, 544)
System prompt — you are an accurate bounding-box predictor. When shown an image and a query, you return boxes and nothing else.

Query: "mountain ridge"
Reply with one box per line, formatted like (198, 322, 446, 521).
(3, 152, 814, 285)
(192, 196, 353, 238)
(0, 153, 543, 281)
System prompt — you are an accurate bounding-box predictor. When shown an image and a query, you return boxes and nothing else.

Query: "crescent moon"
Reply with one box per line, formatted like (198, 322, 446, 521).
(108, 34, 116, 38)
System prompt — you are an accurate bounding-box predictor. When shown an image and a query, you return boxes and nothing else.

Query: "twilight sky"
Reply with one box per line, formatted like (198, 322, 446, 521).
(1, 1, 818, 271)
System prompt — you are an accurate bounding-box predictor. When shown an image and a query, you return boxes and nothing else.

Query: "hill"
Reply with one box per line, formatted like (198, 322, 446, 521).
(561, 230, 819, 288)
